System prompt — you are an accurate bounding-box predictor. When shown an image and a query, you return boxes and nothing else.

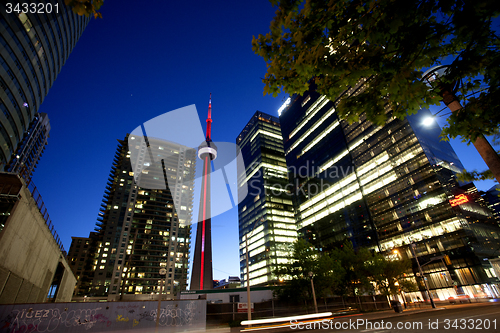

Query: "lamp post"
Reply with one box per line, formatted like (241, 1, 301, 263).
(422, 65, 500, 184)
(410, 244, 436, 308)
(308, 271, 318, 313)
(155, 268, 166, 332)
(245, 233, 252, 323)
(394, 281, 407, 309)
(392, 250, 407, 308)
(245, 218, 263, 324)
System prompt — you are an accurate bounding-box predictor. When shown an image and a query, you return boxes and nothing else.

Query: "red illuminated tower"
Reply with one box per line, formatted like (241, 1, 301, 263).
(190, 94, 217, 290)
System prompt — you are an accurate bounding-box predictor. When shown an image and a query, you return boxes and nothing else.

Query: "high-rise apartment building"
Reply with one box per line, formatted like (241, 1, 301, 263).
(0, 1, 89, 170)
(279, 85, 500, 299)
(69, 135, 196, 299)
(237, 111, 296, 286)
(67, 233, 98, 297)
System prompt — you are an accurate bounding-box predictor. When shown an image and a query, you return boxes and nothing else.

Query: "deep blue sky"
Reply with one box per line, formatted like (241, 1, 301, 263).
(32, 0, 496, 284)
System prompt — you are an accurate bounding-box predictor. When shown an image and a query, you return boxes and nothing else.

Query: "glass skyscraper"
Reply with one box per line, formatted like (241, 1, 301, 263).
(279, 85, 500, 300)
(237, 111, 296, 286)
(0, 1, 89, 170)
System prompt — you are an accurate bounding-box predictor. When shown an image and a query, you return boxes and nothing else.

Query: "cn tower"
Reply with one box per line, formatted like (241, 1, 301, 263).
(190, 94, 217, 290)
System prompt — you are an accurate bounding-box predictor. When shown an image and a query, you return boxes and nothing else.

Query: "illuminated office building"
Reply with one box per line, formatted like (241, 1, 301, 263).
(279, 85, 500, 299)
(481, 185, 500, 222)
(0, 1, 90, 170)
(237, 111, 296, 286)
(69, 135, 196, 299)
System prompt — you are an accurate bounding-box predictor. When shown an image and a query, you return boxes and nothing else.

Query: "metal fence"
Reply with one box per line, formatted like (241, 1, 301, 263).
(25, 176, 66, 256)
(206, 295, 392, 326)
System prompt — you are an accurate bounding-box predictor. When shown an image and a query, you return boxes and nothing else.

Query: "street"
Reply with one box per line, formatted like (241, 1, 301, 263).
(285, 301, 500, 333)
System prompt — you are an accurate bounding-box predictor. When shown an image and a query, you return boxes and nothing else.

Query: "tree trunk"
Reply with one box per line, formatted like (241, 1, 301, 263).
(443, 92, 500, 184)
(473, 135, 500, 184)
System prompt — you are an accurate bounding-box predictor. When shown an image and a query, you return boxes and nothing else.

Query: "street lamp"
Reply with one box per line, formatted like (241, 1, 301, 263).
(392, 249, 407, 308)
(245, 217, 264, 323)
(308, 271, 318, 313)
(410, 243, 436, 308)
(394, 281, 407, 309)
(245, 233, 252, 322)
(155, 267, 166, 333)
(422, 65, 500, 184)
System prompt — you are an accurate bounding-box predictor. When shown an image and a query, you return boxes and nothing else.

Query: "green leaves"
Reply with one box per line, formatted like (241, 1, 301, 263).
(273, 239, 344, 302)
(274, 239, 415, 300)
(457, 169, 495, 182)
(253, 0, 500, 141)
(64, 0, 104, 18)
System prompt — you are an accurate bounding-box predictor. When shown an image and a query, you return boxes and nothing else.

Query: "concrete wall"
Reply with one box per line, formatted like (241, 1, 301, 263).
(0, 299, 206, 333)
(0, 176, 76, 303)
(54, 260, 77, 303)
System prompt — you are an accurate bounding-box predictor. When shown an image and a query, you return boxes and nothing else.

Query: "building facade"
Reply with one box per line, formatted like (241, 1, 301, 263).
(67, 233, 98, 298)
(237, 111, 296, 286)
(481, 185, 500, 222)
(69, 135, 196, 299)
(279, 86, 500, 300)
(0, 1, 89, 170)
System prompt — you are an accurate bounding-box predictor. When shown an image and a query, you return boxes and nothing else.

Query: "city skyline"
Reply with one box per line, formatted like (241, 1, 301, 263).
(30, 0, 497, 285)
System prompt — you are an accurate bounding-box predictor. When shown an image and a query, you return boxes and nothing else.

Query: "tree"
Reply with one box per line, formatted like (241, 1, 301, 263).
(273, 239, 344, 303)
(330, 241, 373, 299)
(331, 241, 417, 309)
(369, 253, 417, 297)
(253, 0, 500, 181)
(64, 0, 104, 18)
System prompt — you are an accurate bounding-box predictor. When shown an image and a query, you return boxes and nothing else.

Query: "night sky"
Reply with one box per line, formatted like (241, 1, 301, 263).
(31, 0, 496, 284)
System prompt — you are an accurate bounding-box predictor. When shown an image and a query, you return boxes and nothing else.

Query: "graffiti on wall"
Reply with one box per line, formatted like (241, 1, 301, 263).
(0, 300, 205, 333)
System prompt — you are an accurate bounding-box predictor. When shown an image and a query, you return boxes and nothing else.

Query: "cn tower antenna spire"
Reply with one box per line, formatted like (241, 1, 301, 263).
(206, 93, 212, 141)
(191, 92, 217, 291)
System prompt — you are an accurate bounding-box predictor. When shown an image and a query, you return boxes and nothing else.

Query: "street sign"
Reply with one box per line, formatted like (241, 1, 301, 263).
(237, 303, 254, 313)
